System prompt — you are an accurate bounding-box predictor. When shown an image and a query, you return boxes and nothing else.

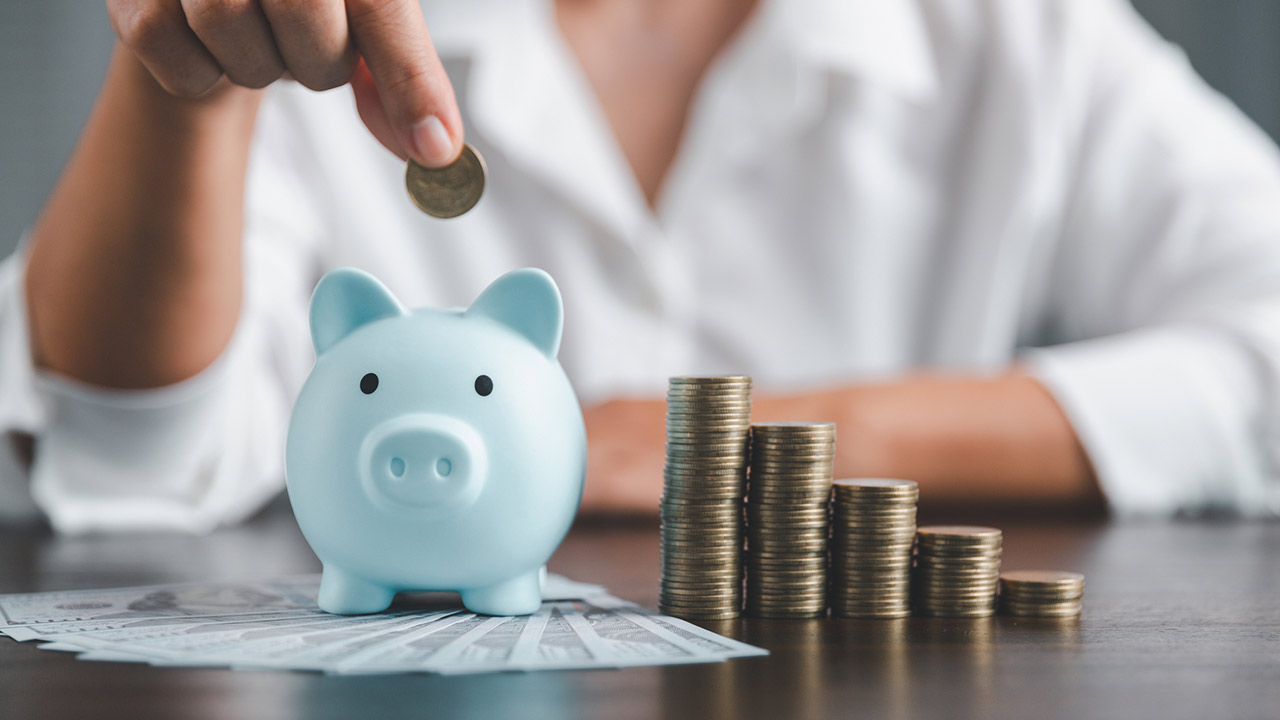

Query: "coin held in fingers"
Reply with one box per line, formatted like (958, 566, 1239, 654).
(405, 143, 487, 218)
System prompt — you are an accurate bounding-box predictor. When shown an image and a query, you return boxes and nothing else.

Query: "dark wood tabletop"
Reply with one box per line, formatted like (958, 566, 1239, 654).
(1, 500, 1277, 720)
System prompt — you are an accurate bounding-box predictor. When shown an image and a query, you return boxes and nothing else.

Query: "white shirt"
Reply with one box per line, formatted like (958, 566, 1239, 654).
(4, 0, 1280, 532)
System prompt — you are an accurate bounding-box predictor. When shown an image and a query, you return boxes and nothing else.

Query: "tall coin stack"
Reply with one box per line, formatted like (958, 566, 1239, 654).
(659, 376, 753, 620)
(999, 570, 1085, 617)
(912, 526, 1003, 617)
(745, 422, 836, 619)
(830, 479, 919, 618)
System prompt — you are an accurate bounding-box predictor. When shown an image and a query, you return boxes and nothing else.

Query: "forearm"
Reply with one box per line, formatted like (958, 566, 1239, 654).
(25, 45, 262, 389)
(581, 372, 1102, 514)
(755, 373, 1102, 509)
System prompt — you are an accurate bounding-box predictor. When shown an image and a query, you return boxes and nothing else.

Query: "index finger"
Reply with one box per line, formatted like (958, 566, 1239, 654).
(346, 0, 462, 167)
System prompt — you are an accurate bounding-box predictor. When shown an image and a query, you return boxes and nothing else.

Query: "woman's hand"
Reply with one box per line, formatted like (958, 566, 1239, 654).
(105, 0, 463, 166)
(577, 373, 1102, 515)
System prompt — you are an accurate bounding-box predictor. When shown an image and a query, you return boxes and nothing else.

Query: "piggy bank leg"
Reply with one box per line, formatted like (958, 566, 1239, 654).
(318, 566, 396, 615)
(461, 570, 543, 616)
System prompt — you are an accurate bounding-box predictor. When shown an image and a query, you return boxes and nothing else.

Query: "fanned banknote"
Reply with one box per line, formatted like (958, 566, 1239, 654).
(0, 575, 765, 674)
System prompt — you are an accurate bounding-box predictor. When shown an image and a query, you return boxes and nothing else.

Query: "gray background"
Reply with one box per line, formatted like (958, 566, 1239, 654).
(1, 1, 1277, 260)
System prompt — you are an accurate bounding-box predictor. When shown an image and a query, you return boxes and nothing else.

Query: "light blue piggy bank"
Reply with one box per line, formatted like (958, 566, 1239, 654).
(285, 267, 587, 616)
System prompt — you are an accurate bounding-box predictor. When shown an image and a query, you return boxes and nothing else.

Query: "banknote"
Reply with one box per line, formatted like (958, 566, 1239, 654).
(0, 576, 320, 639)
(0, 575, 765, 675)
(331, 600, 766, 675)
(0, 573, 604, 642)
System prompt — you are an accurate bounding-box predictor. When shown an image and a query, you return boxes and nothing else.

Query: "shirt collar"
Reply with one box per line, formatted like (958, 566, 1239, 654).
(773, 0, 939, 102)
(435, 0, 654, 244)
(423, 0, 938, 243)
(427, 0, 939, 101)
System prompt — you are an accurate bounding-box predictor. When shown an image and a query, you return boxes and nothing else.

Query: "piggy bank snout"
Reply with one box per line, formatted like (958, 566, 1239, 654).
(359, 414, 488, 511)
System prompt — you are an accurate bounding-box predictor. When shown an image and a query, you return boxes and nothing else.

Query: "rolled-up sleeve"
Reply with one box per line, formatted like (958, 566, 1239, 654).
(1027, 324, 1279, 516)
(1024, 0, 1280, 517)
(0, 86, 324, 533)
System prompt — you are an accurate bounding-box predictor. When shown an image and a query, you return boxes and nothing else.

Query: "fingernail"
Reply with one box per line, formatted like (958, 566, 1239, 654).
(411, 115, 455, 167)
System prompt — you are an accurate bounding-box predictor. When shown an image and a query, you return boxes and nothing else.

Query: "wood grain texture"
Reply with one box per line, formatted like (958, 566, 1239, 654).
(1, 500, 1277, 720)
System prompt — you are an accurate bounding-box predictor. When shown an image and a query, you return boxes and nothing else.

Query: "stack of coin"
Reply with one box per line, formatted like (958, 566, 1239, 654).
(659, 376, 753, 620)
(830, 479, 919, 618)
(912, 526, 1002, 617)
(745, 422, 836, 619)
(999, 570, 1085, 617)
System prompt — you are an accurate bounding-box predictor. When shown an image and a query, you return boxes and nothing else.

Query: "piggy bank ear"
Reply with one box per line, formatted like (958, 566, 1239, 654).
(309, 268, 406, 356)
(466, 268, 563, 358)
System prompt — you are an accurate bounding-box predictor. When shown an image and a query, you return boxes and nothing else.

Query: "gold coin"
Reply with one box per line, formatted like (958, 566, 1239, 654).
(833, 478, 918, 490)
(405, 143, 487, 218)
(750, 421, 836, 432)
(836, 610, 912, 619)
(917, 525, 1003, 541)
(1000, 570, 1085, 586)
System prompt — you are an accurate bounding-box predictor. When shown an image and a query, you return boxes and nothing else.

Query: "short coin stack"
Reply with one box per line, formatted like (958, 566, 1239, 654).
(659, 376, 753, 620)
(999, 570, 1085, 617)
(830, 479, 919, 618)
(745, 422, 836, 619)
(913, 526, 1003, 617)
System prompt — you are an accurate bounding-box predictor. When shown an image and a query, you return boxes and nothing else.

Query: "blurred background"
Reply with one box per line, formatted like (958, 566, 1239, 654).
(2, 1, 1279, 260)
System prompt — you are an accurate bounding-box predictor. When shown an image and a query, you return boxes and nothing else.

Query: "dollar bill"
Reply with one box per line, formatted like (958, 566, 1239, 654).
(0, 575, 766, 675)
(0, 573, 602, 641)
(0, 576, 320, 639)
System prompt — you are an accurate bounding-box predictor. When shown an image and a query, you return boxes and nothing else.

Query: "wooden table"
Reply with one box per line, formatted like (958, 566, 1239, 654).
(2, 500, 1277, 720)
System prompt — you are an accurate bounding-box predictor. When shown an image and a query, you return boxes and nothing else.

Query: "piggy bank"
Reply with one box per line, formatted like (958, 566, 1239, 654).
(285, 267, 587, 616)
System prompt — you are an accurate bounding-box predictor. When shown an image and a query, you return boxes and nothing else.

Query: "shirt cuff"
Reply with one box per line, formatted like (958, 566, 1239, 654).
(0, 248, 279, 534)
(1023, 326, 1272, 517)
(28, 350, 243, 535)
(0, 248, 47, 435)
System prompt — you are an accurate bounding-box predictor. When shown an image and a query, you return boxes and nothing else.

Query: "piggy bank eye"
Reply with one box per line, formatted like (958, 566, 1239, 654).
(474, 374, 493, 397)
(360, 373, 379, 394)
